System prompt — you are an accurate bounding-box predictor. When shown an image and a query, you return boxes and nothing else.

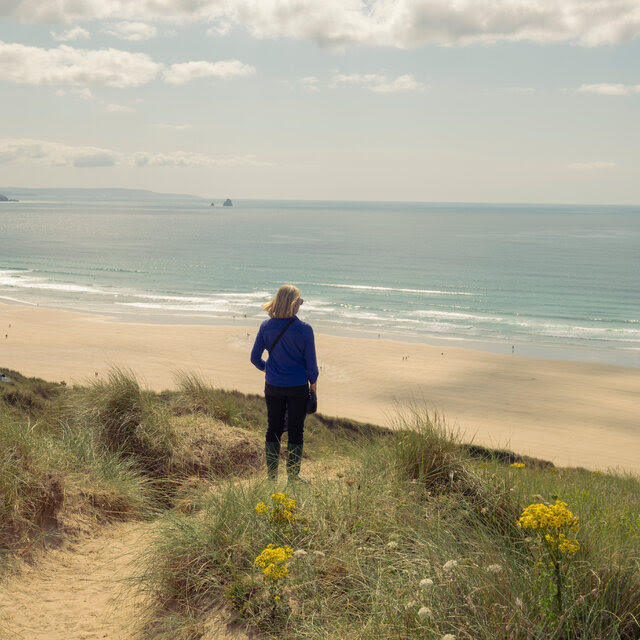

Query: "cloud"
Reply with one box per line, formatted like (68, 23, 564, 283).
(163, 60, 256, 84)
(0, 41, 160, 87)
(132, 151, 274, 167)
(132, 151, 214, 167)
(331, 71, 425, 92)
(0, 41, 255, 88)
(578, 83, 640, 96)
(51, 26, 90, 42)
(0, 138, 274, 169)
(103, 21, 158, 41)
(568, 161, 617, 170)
(3, 0, 640, 48)
(206, 22, 232, 37)
(299, 75, 320, 92)
(0, 138, 120, 167)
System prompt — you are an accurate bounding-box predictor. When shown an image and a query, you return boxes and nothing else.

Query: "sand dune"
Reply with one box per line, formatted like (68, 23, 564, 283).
(1, 303, 638, 474)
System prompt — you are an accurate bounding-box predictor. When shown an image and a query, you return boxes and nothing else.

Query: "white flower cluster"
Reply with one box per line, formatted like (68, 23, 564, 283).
(442, 560, 458, 571)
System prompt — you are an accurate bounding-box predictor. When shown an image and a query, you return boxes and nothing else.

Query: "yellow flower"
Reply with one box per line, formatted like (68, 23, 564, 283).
(557, 534, 580, 554)
(257, 492, 298, 525)
(255, 501, 270, 514)
(517, 500, 580, 554)
(510, 462, 525, 468)
(254, 544, 294, 583)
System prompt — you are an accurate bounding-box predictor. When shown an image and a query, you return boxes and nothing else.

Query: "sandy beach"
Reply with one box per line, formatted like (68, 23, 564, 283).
(0, 302, 638, 475)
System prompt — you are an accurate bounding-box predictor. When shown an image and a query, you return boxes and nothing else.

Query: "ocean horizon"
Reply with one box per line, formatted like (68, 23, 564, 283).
(1, 191, 638, 369)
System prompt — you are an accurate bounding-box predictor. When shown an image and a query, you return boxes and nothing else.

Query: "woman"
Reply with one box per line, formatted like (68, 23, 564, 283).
(250, 284, 318, 482)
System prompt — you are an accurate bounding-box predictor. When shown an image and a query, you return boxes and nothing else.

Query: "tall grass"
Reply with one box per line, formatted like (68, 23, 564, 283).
(1, 367, 265, 561)
(0, 369, 167, 559)
(0, 410, 152, 559)
(3, 367, 638, 639)
(138, 409, 640, 640)
(0, 415, 64, 553)
(86, 368, 176, 475)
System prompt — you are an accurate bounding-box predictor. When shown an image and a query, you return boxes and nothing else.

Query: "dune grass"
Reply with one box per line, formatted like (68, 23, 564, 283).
(137, 411, 640, 640)
(1, 366, 638, 639)
(0, 368, 262, 561)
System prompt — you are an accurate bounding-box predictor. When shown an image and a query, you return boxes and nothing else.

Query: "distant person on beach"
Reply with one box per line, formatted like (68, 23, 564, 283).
(250, 284, 318, 482)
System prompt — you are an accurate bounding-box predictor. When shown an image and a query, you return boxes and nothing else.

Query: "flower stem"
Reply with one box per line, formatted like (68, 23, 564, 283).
(554, 558, 563, 614)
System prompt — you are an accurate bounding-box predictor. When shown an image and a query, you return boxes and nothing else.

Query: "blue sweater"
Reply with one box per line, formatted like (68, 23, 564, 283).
(250, 316, 319, 387)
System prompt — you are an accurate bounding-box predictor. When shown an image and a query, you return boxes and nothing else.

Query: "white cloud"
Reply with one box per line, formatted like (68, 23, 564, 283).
(51, 26, 90, 42)
(578, 83, 640, 96)
(103, 21, 158, 41)
(0, 138, 274, 169)
(163, 60, 256, 84)
(132, 151, 274, 167)
(568, 161, 617, 170)
(0, 41, 255, 88)
(0, 41, 160, 87)
(3, 0, 640, 48)
(299, 75, 320, 92)
(132, 151, 215, 167)
(331, 71, 425, 93)
(71, 87, 95, 100)
(106, 103, 136, 112)
(206, 22, 232, 37)
(0, 138, 120, 167)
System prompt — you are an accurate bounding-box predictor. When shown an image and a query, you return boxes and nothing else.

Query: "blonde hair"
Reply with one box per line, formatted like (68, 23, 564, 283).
(262, 284, 301, 318)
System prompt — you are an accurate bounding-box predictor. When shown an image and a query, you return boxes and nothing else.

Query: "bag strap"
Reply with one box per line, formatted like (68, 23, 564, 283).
(267, 318, 295, 354)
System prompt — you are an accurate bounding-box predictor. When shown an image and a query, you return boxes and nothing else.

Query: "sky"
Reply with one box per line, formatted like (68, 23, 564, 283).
(1, 1, 639, 204)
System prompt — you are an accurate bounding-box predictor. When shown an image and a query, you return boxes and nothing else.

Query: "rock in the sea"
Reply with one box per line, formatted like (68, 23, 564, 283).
(0, 194, 8, 201)
(210, 202, 215, 206)
(223, 198, 233, 207)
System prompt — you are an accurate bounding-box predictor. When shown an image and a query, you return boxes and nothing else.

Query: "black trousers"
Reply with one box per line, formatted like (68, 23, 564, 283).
(265, 383, 308, 446)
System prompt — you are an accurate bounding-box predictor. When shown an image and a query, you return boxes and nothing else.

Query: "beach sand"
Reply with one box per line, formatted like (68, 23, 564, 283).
(1, 303, 638, 474)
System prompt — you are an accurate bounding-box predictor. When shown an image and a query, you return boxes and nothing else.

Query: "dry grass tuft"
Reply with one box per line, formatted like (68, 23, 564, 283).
(170, 414, 263, 479)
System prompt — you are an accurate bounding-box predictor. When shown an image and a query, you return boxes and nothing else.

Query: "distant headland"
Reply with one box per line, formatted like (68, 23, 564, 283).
(0, 187, 205, 203)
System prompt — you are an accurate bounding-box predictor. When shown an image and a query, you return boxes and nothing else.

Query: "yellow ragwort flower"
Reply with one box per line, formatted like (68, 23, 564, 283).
(255, 501, 270, 515)
(254, 544, 294, 583)
(517, 500, 580, 554)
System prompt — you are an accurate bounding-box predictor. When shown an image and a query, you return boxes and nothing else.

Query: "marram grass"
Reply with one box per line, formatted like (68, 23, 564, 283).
(1, 368, 638, 640)
(137, 410, 640, 640)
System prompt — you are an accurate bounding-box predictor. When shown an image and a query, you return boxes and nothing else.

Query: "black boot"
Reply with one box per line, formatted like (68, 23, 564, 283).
(286, 443, 310, 484)
(265, 440, 280, 480)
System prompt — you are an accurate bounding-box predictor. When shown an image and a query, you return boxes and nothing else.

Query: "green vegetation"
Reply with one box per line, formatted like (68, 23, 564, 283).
(1, 367, 639, 639)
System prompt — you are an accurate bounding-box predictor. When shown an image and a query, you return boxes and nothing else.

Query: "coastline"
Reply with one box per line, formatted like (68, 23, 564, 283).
(1, 302, 639, 475)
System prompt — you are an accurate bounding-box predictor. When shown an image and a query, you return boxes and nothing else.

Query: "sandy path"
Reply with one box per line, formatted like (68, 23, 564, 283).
(0, 523, 149, 640)
(0, 518, 253, 640)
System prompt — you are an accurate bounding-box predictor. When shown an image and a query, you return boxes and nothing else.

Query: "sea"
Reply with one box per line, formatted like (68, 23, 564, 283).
(1, 191, 639, 368)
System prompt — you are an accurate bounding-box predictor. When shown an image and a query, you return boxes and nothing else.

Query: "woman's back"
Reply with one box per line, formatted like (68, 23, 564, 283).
(251, 316, 318, 387)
